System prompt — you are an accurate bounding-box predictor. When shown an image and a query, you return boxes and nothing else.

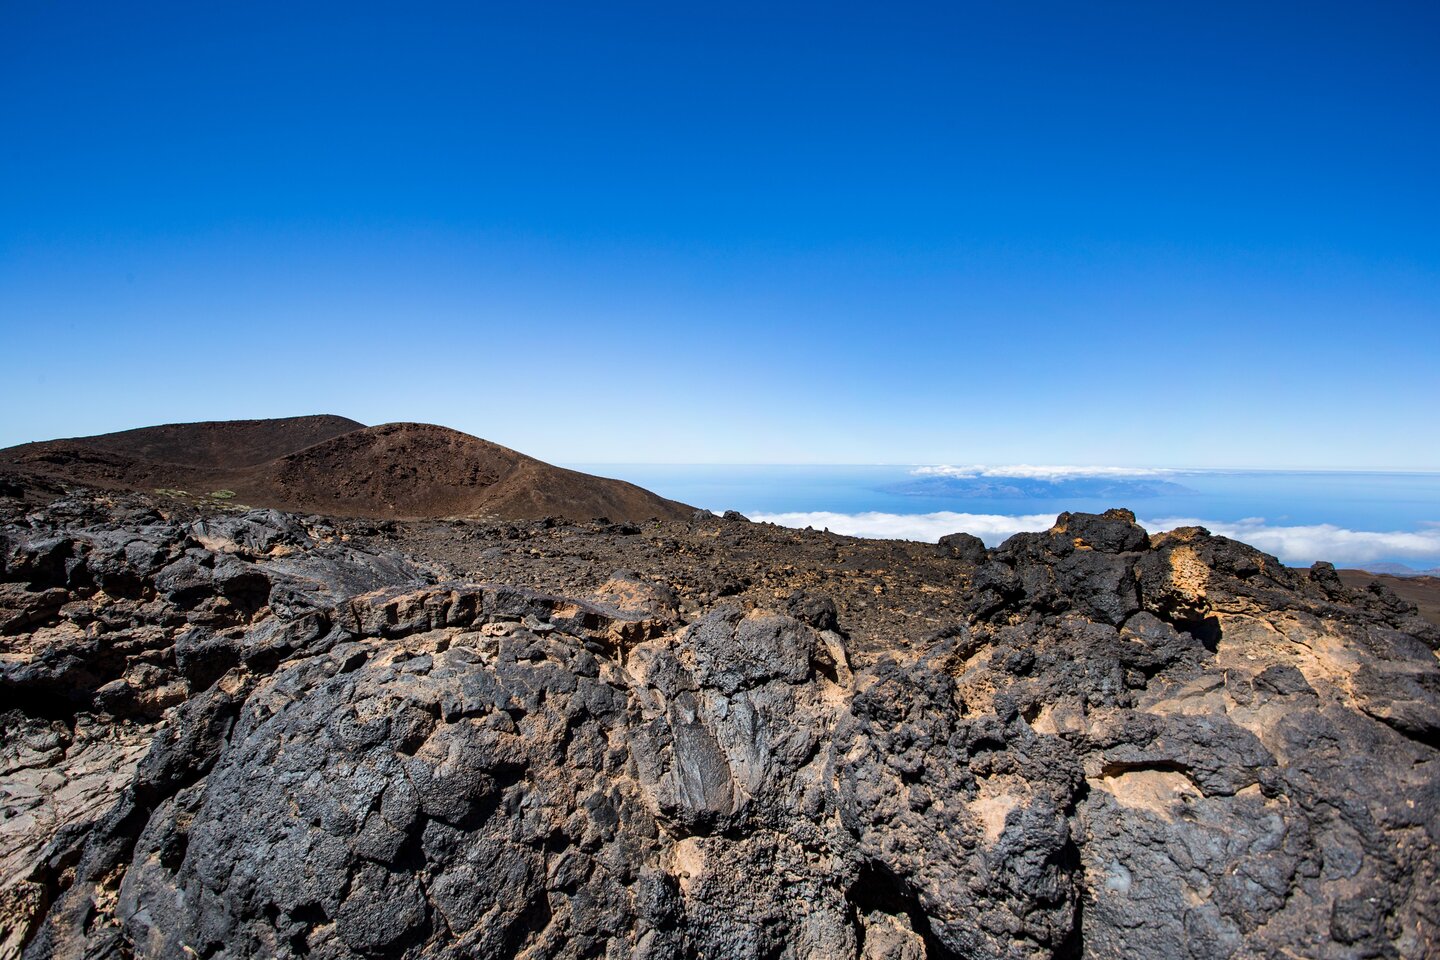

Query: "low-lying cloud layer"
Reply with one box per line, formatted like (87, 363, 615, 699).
(747, 510, 1440, 568)
(912, 464, 1176, 481)
(747, 510, 1058, 545)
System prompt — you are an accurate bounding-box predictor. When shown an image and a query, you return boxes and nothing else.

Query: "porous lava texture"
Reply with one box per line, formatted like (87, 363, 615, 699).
(2, 479, 1436, 959)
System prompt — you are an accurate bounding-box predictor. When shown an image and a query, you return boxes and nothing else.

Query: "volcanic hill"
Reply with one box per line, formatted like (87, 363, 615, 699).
(0, 416, 692, 523)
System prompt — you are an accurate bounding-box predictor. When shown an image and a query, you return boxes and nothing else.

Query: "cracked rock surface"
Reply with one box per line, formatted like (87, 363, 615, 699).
(1, 484, 1436, 959)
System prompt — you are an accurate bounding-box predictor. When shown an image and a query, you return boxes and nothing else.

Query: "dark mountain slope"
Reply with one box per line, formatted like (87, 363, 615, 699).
(5, 415, 365, 470)
(0, 417, 693, 522)
(248, 422, 692, 521)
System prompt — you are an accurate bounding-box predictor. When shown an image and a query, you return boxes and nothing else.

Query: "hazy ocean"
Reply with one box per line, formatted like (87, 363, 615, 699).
(566, 465, 1440, 572)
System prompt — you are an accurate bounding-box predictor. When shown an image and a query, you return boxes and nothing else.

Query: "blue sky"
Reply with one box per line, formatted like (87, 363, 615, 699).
(2, 1, 1437, 467)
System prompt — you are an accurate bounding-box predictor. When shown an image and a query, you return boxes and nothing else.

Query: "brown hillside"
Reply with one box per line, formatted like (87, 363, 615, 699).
(250, 422, 692, 521)
(0, 417, 693, 523)
(9, 415, 366, 470)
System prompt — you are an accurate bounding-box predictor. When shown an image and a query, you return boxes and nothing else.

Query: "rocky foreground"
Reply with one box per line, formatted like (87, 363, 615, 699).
(2, 480, 1438, 959)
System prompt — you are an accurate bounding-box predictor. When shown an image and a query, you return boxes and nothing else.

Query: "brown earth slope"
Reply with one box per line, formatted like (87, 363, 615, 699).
(0, 417, 692, 523)
(26, 414, 368, 469)
(250, 422, 694, 520)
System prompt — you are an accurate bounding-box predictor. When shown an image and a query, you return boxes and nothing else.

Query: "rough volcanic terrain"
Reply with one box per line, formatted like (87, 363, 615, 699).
(1340, 570, 1440, 631)
(1, 470, 1438, 958)
(0, 418, 692, 524)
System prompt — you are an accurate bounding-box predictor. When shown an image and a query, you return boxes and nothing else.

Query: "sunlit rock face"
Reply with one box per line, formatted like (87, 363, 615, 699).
(3, 489, 1437, 960)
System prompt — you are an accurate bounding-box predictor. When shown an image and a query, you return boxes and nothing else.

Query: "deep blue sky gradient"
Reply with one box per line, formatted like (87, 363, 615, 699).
(2, 2, 1437, 465)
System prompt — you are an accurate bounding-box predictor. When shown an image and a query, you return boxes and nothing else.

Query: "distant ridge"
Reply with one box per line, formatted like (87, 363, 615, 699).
(1354, 561, 1440, 578)
(0, 416, 693, 522)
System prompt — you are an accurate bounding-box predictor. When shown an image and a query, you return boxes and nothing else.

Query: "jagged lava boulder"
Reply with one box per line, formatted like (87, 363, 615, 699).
(1, 493, 1436, 959)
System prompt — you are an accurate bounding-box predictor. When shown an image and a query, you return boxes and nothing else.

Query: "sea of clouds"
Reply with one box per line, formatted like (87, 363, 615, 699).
(745, 510, 1440, 568)
(911, 464, 1178, 481)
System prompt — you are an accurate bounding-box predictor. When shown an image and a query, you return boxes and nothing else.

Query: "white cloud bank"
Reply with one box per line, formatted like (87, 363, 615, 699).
(748, 510, 1440, 567)
(748, 511, 1057, 545)
(911, 464, 1176, 480)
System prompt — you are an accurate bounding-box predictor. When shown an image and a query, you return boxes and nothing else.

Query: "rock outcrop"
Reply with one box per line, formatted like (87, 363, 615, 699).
(2, 488, 1436, 959)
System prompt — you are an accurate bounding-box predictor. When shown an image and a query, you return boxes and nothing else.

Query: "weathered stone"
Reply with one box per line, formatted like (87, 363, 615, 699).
(1, 495, 1434, 960)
